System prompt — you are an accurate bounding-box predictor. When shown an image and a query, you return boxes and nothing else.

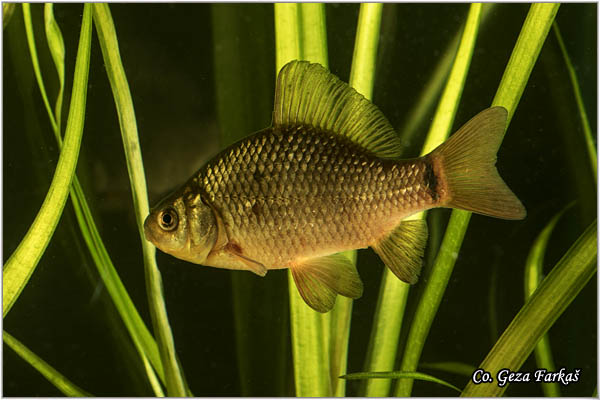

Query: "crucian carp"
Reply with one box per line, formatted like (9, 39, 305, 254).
(144, 60, 526, 312)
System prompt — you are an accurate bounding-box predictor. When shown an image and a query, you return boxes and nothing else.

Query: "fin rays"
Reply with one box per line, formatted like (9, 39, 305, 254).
(273, 60, 403, 158)
(372, 219, 429, 284)
(290, 253, 363, 313)
(429, 107, 526, 220)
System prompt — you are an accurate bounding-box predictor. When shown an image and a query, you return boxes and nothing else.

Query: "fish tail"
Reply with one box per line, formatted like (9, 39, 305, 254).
(428, 107, 526, 220)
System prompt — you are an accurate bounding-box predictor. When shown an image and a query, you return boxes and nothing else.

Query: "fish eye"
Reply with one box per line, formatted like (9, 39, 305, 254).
(158, 208, 178, 231)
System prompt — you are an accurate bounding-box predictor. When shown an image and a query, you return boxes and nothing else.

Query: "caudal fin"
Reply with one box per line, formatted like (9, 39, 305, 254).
(429, 107, 526, 220)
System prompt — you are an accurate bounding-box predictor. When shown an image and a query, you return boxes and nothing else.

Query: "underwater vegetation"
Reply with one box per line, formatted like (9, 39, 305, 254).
(3, 3, 597, 397)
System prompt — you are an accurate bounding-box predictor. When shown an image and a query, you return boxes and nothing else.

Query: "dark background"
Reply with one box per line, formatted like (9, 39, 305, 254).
(3, 3, 596, 396)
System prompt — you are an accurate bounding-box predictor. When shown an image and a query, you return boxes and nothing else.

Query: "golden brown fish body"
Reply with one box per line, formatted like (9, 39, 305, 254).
(197, 125, 436, 270)
(144, 60, 526, 312)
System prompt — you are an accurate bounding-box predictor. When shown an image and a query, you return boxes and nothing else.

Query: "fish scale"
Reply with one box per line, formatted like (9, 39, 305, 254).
(195, 124, 437, 267)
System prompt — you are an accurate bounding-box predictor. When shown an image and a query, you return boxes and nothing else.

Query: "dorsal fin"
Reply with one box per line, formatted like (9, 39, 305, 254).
(273, 60, 403, 158)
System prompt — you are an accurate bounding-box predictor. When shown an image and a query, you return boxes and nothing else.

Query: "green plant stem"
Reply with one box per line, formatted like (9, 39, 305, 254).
(212, 5, 288, 396)
(15, 4, 166, 392)
(363, 272, 409, 397)
(396, 5, 559, 396)
(275, 3, 331, 397)
(400, 4, 495, 146)
(395, 209, 471, 396)
(420, 361, 477, 378)
(391, 4, 482, 396)
(275, 3, 301, 69)
(523, 205, 573, 397)
(3, 2, 16, 29)
(44, 3, 65, 132)
(343, 370, 461, 394)
(3, 2, 91, 317)
(349, 3, 382, 99)
(327, 4, 384, 396)
(462, 220, 596, 396)
(492, 4, 560, 122)
(92, 4, 188, 396)
(299, 3, 328, 68)
(553, 22, 597, 181)
(347, 4, 409, 398)
(21, 4, 58, 133)
(4, 331, 92, 397)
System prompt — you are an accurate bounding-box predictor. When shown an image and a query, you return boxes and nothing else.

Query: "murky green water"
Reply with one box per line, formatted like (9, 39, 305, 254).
(4, 3, 596, 396)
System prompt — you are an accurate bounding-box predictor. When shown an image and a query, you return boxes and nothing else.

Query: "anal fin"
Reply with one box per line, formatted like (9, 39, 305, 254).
(372, 219, 428, 284)
(290, 253, 363, 313)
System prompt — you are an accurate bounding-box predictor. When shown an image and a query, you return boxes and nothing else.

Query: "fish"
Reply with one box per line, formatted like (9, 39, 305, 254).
(144, 60, 526, 313)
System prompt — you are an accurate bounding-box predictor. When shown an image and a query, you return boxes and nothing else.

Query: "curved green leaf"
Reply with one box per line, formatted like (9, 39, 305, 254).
(44, 3, 65, 133)
(396, 4, 560, 396)
(400, 4, 496, 144)
(330, 5, 384, 395)
(553, 23, 596, 181)
(394, 4, 482, 396)
(22, 3, 57, 133)
(462, 219, 596, 396)
(3, 2, 91, 317)
(523, 205, 573, 397)
(342, 370, 461, 394)
(16, 3, 166, 393)
(92, 4, 188, 396)
(4, 331, 92, 397)
(420, 361, 477, 378)
(3, 3, 16, 29)
(276, 3, 332, 396)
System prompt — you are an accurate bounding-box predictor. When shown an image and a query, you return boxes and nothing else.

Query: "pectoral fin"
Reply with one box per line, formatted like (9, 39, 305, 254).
(234, 253, 268, 277)
(290, 253, 363, 313)
(205, 243, 268, 276)
(372, 219, 428, 284)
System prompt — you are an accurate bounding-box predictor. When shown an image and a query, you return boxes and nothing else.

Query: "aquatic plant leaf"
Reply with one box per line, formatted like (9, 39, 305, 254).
(328, 252, 355, 397)
(13, 3, 166, 393)
(276, 3, 333, 396)
(462, 219, 596, 396)
(330, 6, 383, 394)
(396, 4, 559, 396)
(92, 4, 188, 396)
(359, 4, 480, 397)
(400, 4, 497, 147)
(362, 271, 409, 397)
(44, 4, 65, 133)
(299, 3, 328, 69)
(3, 2, 16, 29)
(348, 4, 382, 101)
(553, 23, 597, 181)
(4, 331, 92, 397)
(364, 4, 483, 396)
(523, 205, 573, 397)
(212, 5, 289, 396)
(3, 3, 91, 317)
(275, 4, 301, 72)
(420, 361, 477, 378)
(341, 370, 461, 394)
(492, 4, 560, 122)
(21, 4, 58, 133)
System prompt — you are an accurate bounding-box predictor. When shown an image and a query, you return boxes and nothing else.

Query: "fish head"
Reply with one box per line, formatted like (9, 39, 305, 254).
(144, 190, 218, 265)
